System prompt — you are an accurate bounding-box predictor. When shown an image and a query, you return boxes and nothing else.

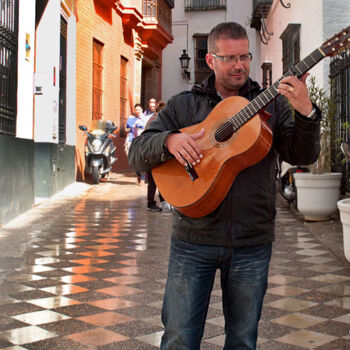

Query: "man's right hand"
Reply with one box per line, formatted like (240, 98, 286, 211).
(165, 129, 204, 166)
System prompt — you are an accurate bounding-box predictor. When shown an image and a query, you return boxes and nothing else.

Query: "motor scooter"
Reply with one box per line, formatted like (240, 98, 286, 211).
(277, 157, 310, 207)
(79, 120, 118, 184)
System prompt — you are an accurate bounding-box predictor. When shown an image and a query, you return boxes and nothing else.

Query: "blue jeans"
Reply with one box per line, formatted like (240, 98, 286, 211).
(160, 238, 272, 350)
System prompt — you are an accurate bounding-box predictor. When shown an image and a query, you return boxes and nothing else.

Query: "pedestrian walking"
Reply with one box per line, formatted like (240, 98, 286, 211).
(128, 21, 321, 350)
(125, 103, 146, 184)
(143, 97, 157, 125)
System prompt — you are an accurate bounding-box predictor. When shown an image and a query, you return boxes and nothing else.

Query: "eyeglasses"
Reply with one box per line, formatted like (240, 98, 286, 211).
(211, 53, 252, 63)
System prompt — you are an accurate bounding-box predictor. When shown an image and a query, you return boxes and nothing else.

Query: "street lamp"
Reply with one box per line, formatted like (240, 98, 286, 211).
(179, 49, 191, 80)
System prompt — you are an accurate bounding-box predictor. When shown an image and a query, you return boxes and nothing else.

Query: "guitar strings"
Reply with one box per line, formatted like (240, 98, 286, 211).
(196, 113, 243, 150)
(195, 111, 246, 150)
(195, 101, 262, 150)
(196, 81, 283, 150)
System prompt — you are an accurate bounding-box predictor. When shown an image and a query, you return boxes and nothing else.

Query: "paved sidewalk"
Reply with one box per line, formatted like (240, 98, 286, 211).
(0, 172, 349, 349)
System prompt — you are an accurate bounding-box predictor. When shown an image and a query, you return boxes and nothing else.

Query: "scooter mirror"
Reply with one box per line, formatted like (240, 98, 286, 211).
(79, 125, 87, 131)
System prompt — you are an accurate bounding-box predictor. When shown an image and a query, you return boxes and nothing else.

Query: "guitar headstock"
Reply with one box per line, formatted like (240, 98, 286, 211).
(320, 26, 350, 57)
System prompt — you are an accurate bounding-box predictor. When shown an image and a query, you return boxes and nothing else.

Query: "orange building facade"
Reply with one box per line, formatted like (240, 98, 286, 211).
(76, 0, 173, 177)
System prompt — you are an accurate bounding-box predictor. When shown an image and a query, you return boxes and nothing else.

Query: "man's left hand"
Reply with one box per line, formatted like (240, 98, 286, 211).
(278, 74, 313, 116)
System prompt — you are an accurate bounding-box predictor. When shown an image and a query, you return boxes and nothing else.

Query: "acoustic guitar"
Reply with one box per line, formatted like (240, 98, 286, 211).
(152, 26, 350, 218)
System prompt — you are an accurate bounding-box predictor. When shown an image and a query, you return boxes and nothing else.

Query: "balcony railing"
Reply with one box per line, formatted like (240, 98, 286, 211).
(185, 0, 226, 11)
(250, 0, 273, 44)
(143, 0, 172, 34)
(252, 0, 273, 19)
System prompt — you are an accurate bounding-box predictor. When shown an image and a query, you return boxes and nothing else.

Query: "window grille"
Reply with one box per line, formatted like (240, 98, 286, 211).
(330, 50, 350, 193)
(185, 0, 226, 11)
(0, 0, 19, 136)
(59, 16, 67, 144)
(194, 35, 211, 84)
(280, 24, 300, 74)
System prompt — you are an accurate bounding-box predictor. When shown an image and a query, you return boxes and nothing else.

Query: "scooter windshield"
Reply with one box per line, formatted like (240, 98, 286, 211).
(90, 120, 115, 136)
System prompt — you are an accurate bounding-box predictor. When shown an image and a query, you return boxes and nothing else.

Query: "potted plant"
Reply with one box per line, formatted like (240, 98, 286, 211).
(294, 76, 342, 221)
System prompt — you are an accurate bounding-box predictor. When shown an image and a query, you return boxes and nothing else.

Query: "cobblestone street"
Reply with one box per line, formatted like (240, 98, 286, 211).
(0, 172, 349, 349)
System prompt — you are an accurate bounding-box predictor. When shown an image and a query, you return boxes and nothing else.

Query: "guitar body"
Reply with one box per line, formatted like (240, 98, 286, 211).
(151, 26, 350, 218)
(152, 96, 273, 218)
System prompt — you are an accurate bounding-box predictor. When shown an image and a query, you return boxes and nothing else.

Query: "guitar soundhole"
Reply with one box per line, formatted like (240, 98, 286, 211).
(215, 122, 234, 143)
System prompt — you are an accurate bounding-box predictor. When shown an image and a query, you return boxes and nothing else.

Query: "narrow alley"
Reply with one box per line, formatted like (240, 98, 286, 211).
(0, 172, 349, 349)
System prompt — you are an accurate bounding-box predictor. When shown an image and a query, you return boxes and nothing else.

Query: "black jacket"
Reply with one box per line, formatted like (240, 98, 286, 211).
(128, 74, 321, 246)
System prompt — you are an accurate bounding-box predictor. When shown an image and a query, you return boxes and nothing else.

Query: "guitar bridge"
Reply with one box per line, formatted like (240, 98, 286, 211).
(184, 161, 198, 181)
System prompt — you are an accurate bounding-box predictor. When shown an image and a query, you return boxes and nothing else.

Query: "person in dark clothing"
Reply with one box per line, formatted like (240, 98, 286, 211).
(145, 101, 171, 212)
(128, 22, 321, 350)
(143, 97, 157, 123)
(146, 171, 164, 211)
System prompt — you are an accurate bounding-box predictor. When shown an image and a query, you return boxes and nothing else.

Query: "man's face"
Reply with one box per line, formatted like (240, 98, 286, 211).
(134, 106, 143, 117)
(149, 99, 156, 112)
(206, 38, 250, 94)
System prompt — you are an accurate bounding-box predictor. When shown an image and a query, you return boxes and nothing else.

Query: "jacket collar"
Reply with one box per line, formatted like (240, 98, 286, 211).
(191, 72, 261, 100)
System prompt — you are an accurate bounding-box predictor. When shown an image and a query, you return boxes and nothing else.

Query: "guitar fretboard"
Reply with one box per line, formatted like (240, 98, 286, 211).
(227, 48, 326, 132)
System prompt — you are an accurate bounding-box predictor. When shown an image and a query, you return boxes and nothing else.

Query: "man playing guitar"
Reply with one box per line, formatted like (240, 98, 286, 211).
(129, 22, 321, 350)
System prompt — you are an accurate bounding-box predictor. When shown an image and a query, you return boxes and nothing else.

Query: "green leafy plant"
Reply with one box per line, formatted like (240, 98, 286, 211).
(307, 76, 337, 174)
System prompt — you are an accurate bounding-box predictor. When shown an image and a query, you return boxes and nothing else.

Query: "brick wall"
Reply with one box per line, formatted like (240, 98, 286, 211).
(76, 0, 134, 174)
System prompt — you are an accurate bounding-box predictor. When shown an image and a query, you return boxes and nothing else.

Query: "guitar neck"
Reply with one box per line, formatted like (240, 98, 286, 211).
(231, 47, 326, 128)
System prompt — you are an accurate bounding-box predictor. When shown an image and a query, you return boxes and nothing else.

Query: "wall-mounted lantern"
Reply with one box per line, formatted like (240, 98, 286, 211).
(179, 49, 191, 79)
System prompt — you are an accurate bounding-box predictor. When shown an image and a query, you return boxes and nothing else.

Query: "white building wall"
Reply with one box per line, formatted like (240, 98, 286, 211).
(34, 0, 61, 143)
(162, 0, 256, 102)
(259, 0, 324, 87)
(259, 0, 350, 90)
(258, 0, 349, 93)
(65, 13, 77, 146)
(16, 1, 36, 139)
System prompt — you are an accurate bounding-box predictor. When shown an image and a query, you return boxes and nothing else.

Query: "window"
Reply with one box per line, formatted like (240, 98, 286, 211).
(280, 24, 300, 74)
(261, 62, 272, 88)
(185, 0, 226, 11)
(120, 56, 128, 129)
(194, 35, 211, 84)
(92, 39, 104, 120)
